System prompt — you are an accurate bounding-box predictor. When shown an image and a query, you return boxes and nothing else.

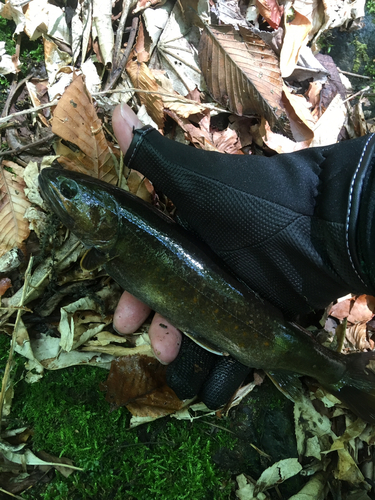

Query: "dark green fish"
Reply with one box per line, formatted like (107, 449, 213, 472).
(39, 168, 375, 422)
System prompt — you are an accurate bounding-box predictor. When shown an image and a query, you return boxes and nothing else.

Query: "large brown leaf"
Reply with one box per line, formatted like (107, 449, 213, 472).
(199, 25, 287, 131)
(0, 161, 31, 257)
(52, 74, 117, 184)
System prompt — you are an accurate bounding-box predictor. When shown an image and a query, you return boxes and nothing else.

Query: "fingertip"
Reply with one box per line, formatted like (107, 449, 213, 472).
(112, 103, 143, 154)
(149, 313, 182, 364)
(113, 291, 151, 334)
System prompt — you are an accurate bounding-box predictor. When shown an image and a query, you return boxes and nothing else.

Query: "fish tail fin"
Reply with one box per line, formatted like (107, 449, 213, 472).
(324, 351, 375, 423)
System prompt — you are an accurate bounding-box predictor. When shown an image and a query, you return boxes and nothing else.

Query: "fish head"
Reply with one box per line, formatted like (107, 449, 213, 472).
(39, 168, 119, 251)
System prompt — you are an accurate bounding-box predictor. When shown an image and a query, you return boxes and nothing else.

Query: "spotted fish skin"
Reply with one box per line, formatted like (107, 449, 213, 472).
(39, 168, 375, 423)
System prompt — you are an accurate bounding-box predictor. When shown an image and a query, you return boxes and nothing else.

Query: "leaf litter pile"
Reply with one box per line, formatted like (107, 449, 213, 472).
(0, 0, 375, 498)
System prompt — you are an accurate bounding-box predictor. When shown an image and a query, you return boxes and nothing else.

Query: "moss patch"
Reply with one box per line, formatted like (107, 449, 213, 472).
(6, 354, 236, 499)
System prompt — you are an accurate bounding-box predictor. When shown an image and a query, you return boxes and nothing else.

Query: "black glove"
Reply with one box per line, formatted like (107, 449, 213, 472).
(124, 126, 375, 406)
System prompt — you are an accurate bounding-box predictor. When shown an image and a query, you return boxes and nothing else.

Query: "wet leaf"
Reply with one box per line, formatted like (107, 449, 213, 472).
(255, 458, 302, 494)
(52, 74, 117, 184)
(199, 24, 287, 131)
(102, 355, 183, 416)
(0, 161, 32, 258)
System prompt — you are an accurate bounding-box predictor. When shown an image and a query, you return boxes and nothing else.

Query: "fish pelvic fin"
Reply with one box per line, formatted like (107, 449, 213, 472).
(323, 351, 375, 424)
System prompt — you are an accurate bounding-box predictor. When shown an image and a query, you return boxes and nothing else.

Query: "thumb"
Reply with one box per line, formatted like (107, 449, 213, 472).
(112, 103, 143, 155)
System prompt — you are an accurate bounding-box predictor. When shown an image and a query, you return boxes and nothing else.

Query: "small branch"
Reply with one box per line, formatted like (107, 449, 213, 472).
(105, 16, 139, 91)
(0, 257, 33, 426)
(113, 0, 136, 69)
(0, 100, 59, 127)
(343, 85, 371, 103)
(0, 132, 55, 157)
(0, 486, 26, 500)
(338, 68, 371, 80)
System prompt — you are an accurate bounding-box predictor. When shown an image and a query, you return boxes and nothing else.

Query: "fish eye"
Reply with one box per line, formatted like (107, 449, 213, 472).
(59, 178, 79, 200)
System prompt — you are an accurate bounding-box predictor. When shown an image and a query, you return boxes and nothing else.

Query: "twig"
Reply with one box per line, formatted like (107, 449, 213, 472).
(105, 16, 139, 91)
(113, 0, 136, 69)
(0, 257, 33, 426)
(338, 68, 371, 80)
(0, 100, 59, 127)
(1, 77, 31, 120)
(0, 132, 55, 157)
(92, 88, 227, 113)
(342, 85, 371, 103)
(0, 487, 26, 500)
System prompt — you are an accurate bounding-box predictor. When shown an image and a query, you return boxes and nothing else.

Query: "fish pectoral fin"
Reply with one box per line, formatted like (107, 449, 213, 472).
(183, 330, 228, 356)
(267, 371, 304, 402)
(80, 248, 108, 271)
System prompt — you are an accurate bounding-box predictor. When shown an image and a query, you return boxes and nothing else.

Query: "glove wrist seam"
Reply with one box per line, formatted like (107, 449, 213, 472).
(346, 133, 375, 286)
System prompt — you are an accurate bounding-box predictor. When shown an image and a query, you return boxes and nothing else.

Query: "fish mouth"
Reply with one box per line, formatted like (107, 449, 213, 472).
(38, 168, 75, 228)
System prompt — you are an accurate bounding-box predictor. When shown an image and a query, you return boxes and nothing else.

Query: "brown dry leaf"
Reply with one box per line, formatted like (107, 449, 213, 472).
(52, 74, 117, 184)
(165, 109, 219, 152)
(162, 94, 210, 119)
(280, 9, 311, 78)
(329, 297, 353, 321)
(0, 161, 32, 258)
(126, 43, 164, 128)
(256, 0, 283, 29)
(133, 16, 150, 64)
(198, 25, 286, 131)
(306, 81, 323, 118)
(0, 277, 12, 296)
(346, 320, 372, 351)
(263, 121, 310, 153)
(212, 127, 242, 154)
(101, 355, 183, 417)
(282, 84, 315, 143)
(127, 171, 154, 203)
(347, 295, 375, 324)
(133, 0, 167, 14)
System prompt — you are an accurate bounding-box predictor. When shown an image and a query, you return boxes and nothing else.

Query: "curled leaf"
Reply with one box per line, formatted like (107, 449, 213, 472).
(0, 161, 32, 258)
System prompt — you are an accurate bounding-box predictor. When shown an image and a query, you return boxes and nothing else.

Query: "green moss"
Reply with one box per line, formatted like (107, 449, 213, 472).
(317, 31, 334, 54)
(7, 361, 235, 499)
(0, 17, 16, 55)
(352, 39, 370, 73)
(366, 0, 375, 15)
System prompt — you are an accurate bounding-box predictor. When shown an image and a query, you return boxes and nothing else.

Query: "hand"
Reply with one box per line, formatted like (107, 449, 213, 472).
(111, 104, 251, 408)
(111, 102, 375, 407)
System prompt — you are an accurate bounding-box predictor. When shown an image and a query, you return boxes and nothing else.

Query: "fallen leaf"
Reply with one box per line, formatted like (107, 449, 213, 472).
(347, 295, 374, 324)
(0, 277, 12, 296)
(0, 161, 32, 258)
(126, 52, 164, 129)
(101, 354, 183, 416)
(256, 0, 283, 29)
(133, 0, 167, 13)
(52, 74, 117, 184)
(287, 472, 327, 500)
(156, 0, 203, 95)
(255, 458, 302, 494)
(334, 448, 366, 485)
(280, 8, 311, 78)
(282, 84, 315, 143)
(199, 24, 287, 132)
(329, 297, 353, 321)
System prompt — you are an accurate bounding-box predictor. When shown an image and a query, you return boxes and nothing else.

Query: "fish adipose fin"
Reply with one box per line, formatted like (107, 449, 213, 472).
(323, 351, 375, 423)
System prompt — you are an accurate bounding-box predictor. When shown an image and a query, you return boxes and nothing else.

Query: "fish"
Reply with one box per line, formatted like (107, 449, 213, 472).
(39, 167, 375, 423)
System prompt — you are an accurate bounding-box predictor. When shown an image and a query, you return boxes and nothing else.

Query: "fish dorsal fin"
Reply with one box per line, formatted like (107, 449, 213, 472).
(80, 248, 108, 271)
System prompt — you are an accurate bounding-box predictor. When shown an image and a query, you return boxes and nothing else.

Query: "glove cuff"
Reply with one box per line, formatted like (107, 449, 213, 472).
(352, 134, 375, 289)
